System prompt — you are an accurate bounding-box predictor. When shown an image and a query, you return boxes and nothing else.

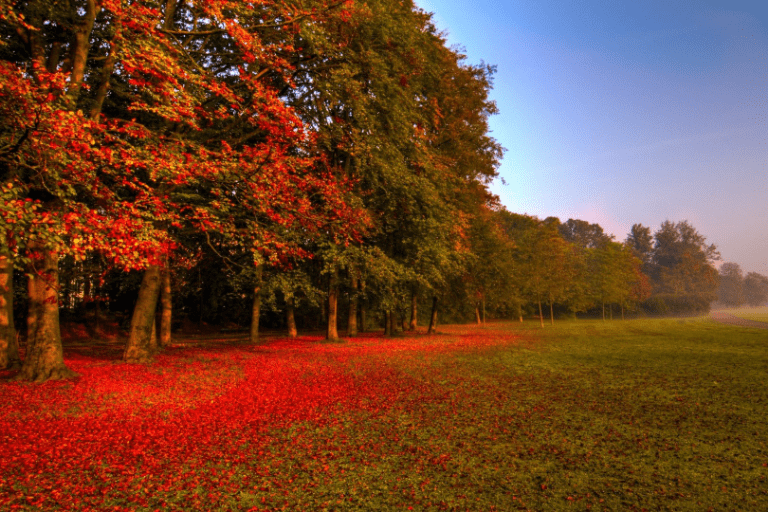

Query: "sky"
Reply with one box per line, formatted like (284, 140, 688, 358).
(414, 0, 768, 275)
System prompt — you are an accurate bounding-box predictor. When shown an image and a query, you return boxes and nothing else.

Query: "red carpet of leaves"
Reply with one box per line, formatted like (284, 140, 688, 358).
(0, 327, 522, 511)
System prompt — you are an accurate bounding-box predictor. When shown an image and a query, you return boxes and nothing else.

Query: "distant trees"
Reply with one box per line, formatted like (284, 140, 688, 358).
(744, 273, 768, 307)
(716, 263, 768, 307)
(718, 263, 745, 306)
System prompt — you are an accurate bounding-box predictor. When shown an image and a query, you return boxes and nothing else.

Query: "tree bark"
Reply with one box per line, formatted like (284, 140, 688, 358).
(0, 249, 20, 370)
(159, 267, 172, 347)
(326, 268, 339, 340)
(250, 268, 262, 344)
(67, 0, 99, 103)
(346, 273, 358, 337)
(359, 279, 367, 332)
(124, 265, 162, 363)
(427, 296, 438, 334)
(384, 310, 393, 336)
(286, 297, 297, 338)
(475, 304, 481, 325)
(17, 244, 78, 381)
(409, 290, 417, 331)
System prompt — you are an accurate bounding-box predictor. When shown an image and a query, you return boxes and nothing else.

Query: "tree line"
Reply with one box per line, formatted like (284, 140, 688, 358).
(717, 263, 768, 308)
(0, 0, 733, 382)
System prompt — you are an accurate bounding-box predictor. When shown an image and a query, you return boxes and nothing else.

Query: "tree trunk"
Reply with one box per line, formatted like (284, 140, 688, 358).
(286, 297, 297, 338)
(538, 299, 544, 328)
(17, 244, 78, 381)
(475, 304, 481, 324)
(359, 279, 367, 332)
(124, 265, 162, 363)
(159, 267, 172, 347)
(384, 310, 393, 336)
(250, 268, 263, 344)
(326, 268, 339, 340)
(427, 296, 438, 335)
(0, 249, 20, 370)
(409, 290, 417, 331)
(347, 273, 358, 337)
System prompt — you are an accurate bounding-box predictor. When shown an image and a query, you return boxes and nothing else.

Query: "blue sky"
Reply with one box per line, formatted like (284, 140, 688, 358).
(415, 0, 768, 275)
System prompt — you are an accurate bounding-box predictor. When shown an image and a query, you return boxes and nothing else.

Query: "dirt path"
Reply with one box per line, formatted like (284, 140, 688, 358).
(710, 311, 768, 329)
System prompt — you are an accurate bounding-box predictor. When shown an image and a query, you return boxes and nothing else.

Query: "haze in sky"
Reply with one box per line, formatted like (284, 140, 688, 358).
(415, 0, 768, 275)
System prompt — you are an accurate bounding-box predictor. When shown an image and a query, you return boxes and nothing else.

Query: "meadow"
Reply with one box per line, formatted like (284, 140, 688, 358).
(1, 318, 767, 511)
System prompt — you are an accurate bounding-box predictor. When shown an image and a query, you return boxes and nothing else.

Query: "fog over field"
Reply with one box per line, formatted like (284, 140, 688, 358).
(417, 0, 768, 275)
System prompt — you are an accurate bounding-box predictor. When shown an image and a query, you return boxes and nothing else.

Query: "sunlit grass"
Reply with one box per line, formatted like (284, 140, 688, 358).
(2, 318, 767, 510)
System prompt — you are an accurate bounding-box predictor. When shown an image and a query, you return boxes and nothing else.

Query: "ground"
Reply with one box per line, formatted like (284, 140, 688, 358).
(1, 318, 767, 511)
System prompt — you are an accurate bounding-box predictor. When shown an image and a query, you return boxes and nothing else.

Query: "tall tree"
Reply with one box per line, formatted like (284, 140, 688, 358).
(717, 262, 745, 307)
(743, 272, 768, 307)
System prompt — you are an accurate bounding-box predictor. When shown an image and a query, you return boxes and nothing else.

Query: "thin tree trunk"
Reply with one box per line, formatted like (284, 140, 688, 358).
(359, 279, 366, 332)
(158, 267, 172, 347)
(250, 268, 262, 344)
(286, 297, 297, 338)
(347, 273, 358, 337)
(17, 244, 77, 381)
(427, 296, 438, 334)
(475, 304, 481, 324)
(550, 299, 554, 326)
(124, 265, 162, 363)
(326, 268, 339, 340)
(409, 290, 417, 331)
(0, 249, 20, 369)
(384, 310, 393, 336)
(538, 299, 544, 328)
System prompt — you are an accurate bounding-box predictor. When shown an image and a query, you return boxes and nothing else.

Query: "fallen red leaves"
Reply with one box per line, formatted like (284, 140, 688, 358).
(0, 328, 521, 511)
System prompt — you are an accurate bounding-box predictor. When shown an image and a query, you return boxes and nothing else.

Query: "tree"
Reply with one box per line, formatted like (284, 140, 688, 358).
(559, 219, 613, 249)
(625, 223, 654, 275)
(649, 220, 719, 313)
(744, 272, 768, 307)
(0, 0, 365, 377)
(717, 262, 745, 307)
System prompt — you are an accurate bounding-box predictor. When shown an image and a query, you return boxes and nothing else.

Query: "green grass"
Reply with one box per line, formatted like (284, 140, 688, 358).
(717, 306, 768, 323)
(229, 319, 768, 510)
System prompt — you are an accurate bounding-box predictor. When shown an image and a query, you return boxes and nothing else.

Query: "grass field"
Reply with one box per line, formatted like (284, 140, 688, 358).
(717, 306, 768, 323)
(1, 318, 767, 511)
